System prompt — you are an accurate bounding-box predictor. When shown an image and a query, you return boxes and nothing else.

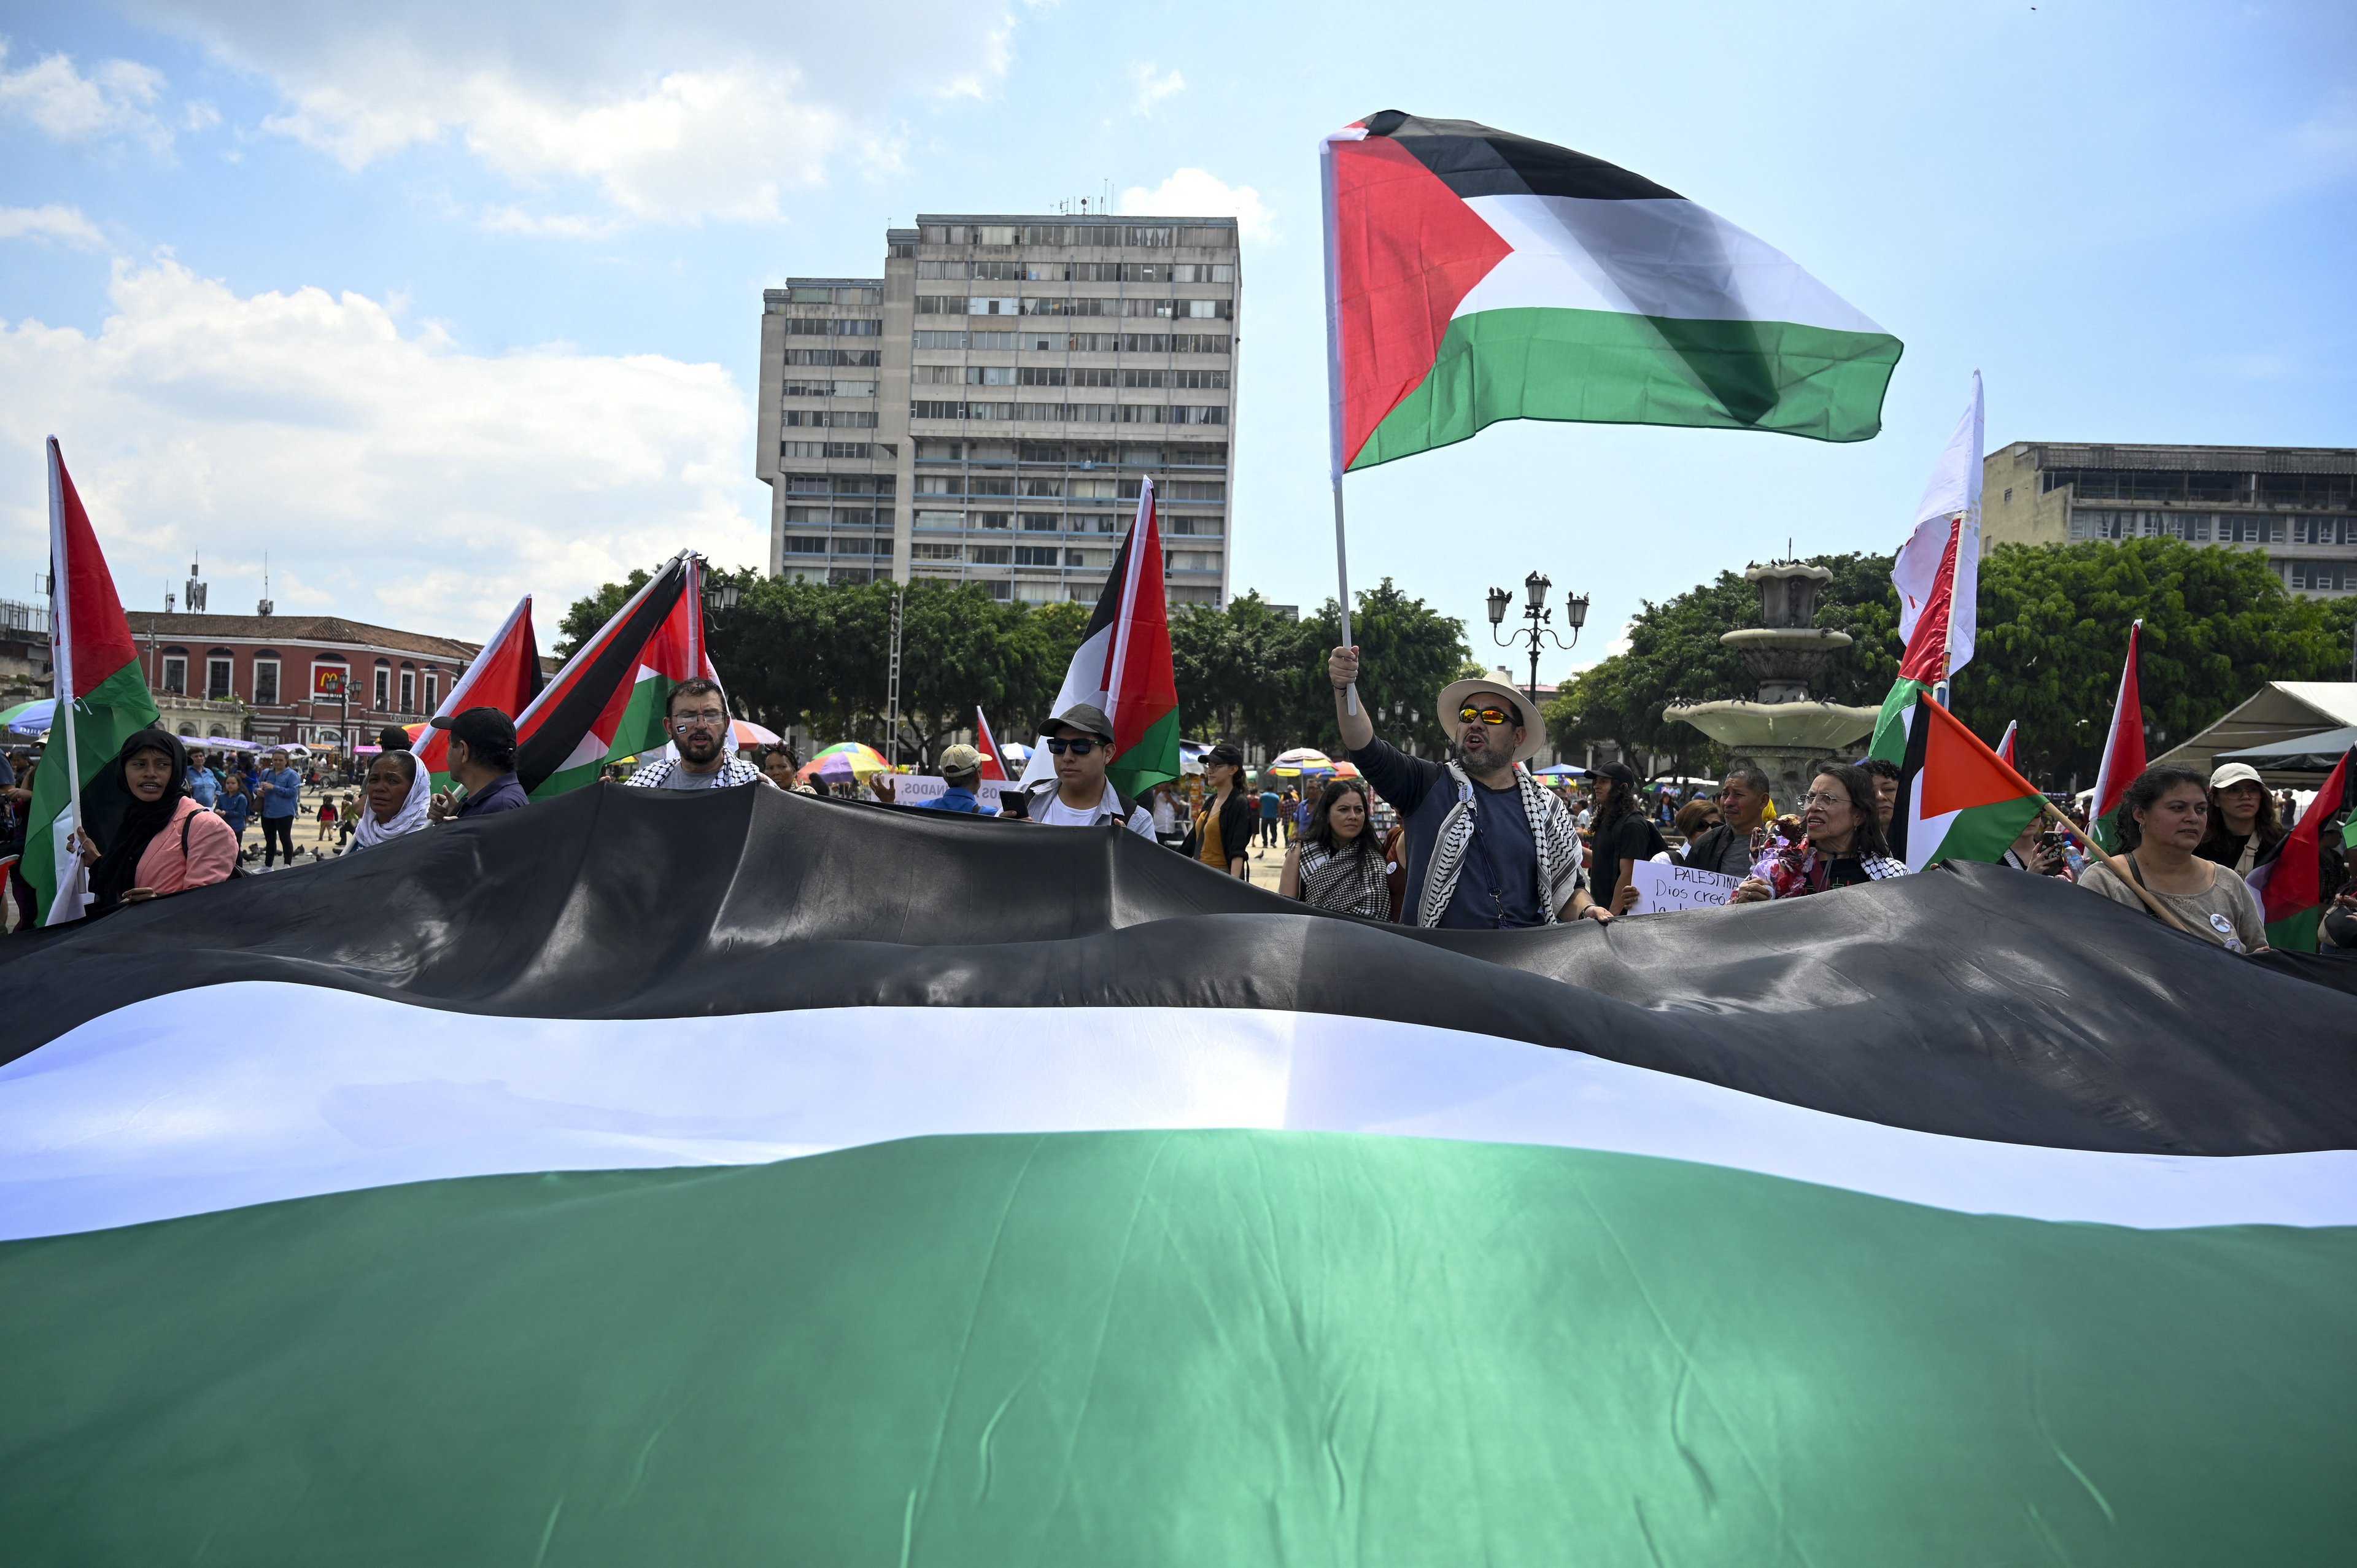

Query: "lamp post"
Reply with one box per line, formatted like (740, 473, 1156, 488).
(1486, 571, 1588, 703)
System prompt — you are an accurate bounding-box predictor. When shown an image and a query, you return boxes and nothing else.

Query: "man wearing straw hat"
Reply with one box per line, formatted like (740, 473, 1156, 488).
(1328, 646, 1607, 930)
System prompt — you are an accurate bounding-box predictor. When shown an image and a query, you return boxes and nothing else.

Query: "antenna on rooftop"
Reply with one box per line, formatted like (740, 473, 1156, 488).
(185, 550, 207, 614)
(257, 552, 274, 618)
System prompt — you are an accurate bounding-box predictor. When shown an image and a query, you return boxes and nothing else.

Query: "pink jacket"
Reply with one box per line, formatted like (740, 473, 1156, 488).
(133, 796, 240, 896)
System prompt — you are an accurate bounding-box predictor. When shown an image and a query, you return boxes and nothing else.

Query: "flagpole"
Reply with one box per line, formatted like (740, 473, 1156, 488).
(2035, 797, 2193, 937)
(1319, 130, 1358, 716)
(45, 439, 85, 855)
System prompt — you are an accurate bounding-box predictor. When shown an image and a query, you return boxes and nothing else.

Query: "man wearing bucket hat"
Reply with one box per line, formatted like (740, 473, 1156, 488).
(1018, 703, 1155, 838)
(1328, 646, 1607, 930)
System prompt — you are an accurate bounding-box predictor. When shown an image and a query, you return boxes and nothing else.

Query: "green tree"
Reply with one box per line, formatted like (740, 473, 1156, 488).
(1296, 578, 1470, 757)
(555, 569, 651, 658)
(1170, 590, 1315, 748)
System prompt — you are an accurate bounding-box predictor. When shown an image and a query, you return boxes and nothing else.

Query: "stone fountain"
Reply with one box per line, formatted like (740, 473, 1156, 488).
(1665, 561, 1879, 809)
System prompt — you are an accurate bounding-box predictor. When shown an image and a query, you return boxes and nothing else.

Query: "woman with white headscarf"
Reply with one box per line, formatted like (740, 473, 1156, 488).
(347, 748, 433, 852)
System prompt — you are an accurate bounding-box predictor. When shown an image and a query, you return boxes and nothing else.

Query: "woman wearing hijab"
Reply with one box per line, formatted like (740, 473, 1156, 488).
(69, 729, 239, 913)
(347, 747, 434, 851)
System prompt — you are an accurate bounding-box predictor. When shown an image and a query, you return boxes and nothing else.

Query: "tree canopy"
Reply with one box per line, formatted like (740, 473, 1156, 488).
(1545, 541, 2357, 786)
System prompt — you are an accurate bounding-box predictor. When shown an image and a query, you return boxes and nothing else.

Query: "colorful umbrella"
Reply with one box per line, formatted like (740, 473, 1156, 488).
(732, 719, 783, 747)
(1266, 747, 1336, 779)
(2, 698, 53, 736)
(800, 742, 889, 782)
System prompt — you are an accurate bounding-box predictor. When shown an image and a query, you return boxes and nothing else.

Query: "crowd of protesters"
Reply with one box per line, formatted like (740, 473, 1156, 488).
(9, 644, 2350, 956)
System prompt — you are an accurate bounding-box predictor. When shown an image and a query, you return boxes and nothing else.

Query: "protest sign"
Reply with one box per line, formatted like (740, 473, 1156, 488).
(1627, 860, 1741, 915)
(889, 776, 1012, 813)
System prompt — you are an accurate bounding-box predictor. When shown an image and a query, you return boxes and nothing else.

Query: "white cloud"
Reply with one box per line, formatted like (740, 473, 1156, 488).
(1120, 168, 1275, 243)
(120, 2, 1025, 225)
(0, 37, 174, 153)
(0, 257, 764, 638)
(0, 204, 107, 248)
(1126, 64, 1183, 114)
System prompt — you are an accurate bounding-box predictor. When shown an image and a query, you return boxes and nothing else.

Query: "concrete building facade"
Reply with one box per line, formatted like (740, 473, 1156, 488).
(757, 214, 1240, 608)
(1981, 442, 2357, 597)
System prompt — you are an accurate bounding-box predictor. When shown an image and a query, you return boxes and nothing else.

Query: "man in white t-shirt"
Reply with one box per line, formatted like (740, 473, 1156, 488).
(1022, 703, 1155, 838)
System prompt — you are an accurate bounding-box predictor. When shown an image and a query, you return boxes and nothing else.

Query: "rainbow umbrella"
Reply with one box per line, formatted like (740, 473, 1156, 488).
(1266, 747, 1336, 779)
(800, 742, 889, 783)
(731, 719, 783, 747)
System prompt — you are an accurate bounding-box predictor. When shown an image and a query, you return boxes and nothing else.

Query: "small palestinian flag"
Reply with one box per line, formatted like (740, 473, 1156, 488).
(1322, 112, 1900, 473)
(514, 554, 711, 798)
(1016, 478, 1179, 798)
(2089, 620, 2148, 852)
(2, 792, 2351, 1562)
(972, 706, 1010, 781)
(2248, 747, 2355, 952)
(25, 439, 160, 925)
(1867, 513, 1964, 765)
(415, 595, 545, 789)
(1995, 719, 2020, 770)
(1891, 689, 2045, 867)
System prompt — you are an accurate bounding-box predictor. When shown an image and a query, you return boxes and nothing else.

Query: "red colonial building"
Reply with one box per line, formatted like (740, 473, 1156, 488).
(123, 612, 480, 751)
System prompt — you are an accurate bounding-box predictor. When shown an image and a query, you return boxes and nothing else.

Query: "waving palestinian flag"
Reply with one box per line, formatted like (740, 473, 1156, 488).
(1016, 479, 1178, 798)
(24, 439, 160, 925)
(1, 795, 2351, 1562)
(514, 555, 710, 798)
(1322, 112, 1901, 473)
(1891, 689, 2046, 866)
(1867, 512, 1965, 765)
(415, 595, 545, 789)
(2089, 620, 2149, 852)
(2248, 747, 2355, 952)
(972, 706, 1010, 781)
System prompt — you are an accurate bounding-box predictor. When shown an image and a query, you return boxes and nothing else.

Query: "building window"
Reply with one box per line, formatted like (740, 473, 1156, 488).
(911, 543, 961, 561)
(207, 657, 233, 700)
(1013, 546, 1061, 566)
(400, 668, 417, 713)
(425, 672, 439, 711)
(160, 654, 188, 695)
(374, 665, 392, 708)
(783, 536, 827, 555)
(253, 658, 280, 706)
(969, 546, 1013, 564)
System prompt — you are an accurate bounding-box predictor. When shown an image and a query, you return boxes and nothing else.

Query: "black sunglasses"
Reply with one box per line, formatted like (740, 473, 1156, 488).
(1045, 736, 1102, 756)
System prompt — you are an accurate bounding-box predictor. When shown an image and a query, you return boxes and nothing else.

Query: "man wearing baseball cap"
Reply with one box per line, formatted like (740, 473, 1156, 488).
(1327, 645, 1604, 929)
(911, 744, 999, 816)
(1019, 703, 1154, 838)
(425, 706, 529, 822)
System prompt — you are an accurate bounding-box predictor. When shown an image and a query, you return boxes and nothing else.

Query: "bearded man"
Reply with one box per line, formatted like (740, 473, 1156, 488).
(1328, 646, 1608, 930)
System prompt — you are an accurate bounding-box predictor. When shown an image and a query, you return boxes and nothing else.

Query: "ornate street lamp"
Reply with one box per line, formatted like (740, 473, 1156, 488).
(1488, 571, 1585, 703)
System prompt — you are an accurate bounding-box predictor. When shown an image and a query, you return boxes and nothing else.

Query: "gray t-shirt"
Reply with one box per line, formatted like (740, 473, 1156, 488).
(659, 764, 719, 790)
(2078, 857, 2267, 952)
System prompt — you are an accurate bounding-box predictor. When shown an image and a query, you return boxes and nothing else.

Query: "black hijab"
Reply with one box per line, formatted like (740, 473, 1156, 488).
(89, 728, 189, 911)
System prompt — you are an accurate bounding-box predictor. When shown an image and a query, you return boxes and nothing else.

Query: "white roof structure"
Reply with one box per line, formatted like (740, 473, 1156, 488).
(2156, 682, 2357, 774)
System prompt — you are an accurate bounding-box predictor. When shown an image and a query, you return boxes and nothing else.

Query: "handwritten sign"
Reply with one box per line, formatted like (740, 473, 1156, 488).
(888, 775, 1014, 813)
(1626, 860, 1741, 915)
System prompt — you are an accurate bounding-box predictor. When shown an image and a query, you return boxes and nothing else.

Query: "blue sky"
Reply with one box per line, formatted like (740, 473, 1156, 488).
(2, 0, 2350, 673)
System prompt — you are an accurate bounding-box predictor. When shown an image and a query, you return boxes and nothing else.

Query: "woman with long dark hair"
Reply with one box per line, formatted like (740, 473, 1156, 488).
(2078, 764, 2268, 951)
(1730, 762, 1909, 902)
(1278, 778, 1390, 918)
(68, 729, 239, 914)
(2197, 762, 2285, 875)
(1584, 762, 1666, 915)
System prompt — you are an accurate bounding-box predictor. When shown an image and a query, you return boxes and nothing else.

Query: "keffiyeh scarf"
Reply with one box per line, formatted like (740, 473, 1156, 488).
(1415, 763, 1584, 929)
(1296, 840, 1391, 919)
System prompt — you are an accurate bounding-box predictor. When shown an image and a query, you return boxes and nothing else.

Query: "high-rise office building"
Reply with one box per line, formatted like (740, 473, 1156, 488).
(1982, 442, 2357, 597)
(758, 214, 1240, 607)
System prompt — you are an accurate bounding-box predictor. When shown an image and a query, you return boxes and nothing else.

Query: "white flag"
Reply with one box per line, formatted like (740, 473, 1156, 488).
(1892, 371, 1984, 676)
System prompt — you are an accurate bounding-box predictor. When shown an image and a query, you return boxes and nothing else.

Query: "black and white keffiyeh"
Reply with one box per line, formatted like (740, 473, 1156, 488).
(1296, 841, 1391, 920)
(1415, 763, 1584, 929)
(624, 756, 775, 790)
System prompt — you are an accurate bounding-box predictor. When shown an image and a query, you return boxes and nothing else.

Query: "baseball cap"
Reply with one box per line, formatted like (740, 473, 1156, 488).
(939, 743, 985, 776)
(430, 706, 517, 757)
(2210, 762, 2264, 790)
(1047, 702, 1116, 742)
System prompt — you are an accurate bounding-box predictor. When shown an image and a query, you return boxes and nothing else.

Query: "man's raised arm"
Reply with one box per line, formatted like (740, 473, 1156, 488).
(1329, 646, 1374, 753)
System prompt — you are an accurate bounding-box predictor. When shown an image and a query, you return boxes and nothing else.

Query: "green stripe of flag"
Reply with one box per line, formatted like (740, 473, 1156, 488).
(1107, 701, 1181, 799)
(2, 1130, 2347, 1566)
(21, 661, 159, 923)
(1352, 308, 1903, 471)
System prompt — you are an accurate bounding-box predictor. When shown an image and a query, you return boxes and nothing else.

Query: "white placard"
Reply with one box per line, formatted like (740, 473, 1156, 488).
(887, 776, 1013, 813)
(1626, 860, 1741, 915)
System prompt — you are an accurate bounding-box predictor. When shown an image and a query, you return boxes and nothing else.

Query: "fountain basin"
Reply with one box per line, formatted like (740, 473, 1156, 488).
(1669, 699, 1878, 751)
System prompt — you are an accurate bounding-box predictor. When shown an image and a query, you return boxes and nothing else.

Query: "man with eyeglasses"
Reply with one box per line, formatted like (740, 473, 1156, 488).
(1328, 647, 1603, 930)
(1680, 764, 1775, 878)
(624, 679, 775, 792)
(1018, 703, 1155, 837)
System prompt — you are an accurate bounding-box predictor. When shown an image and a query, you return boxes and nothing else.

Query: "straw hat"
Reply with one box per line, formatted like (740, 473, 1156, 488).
(1433, 676, 1547, 765)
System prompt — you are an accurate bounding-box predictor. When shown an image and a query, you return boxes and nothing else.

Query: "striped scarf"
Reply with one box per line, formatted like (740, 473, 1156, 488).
(1296, 840, 1391, 919)
(1415, 763, 1584, 929)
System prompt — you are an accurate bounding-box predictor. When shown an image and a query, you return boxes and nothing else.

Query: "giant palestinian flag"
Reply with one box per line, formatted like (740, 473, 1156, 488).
(415, 593, 545, 789)
(1016, 478, 1179, 798)
(514, 555, 708, 798)
(1891, 689, 2045, 866)
(2089, 619, 2148, 852)
(2248, 747, 2355, 953)
(24, 439, 160, 926)
(2, 790, 2353, 1564)
(1323, 112, 1902, 473)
